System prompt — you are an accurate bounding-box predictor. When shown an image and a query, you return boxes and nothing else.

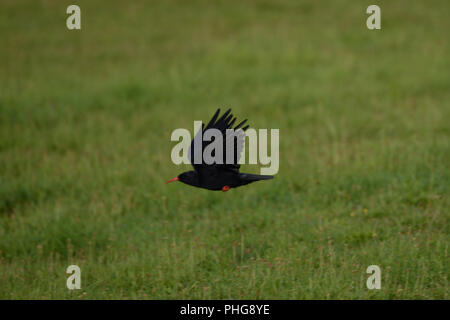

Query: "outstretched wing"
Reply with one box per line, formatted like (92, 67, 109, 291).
(188, 108, 249, 172)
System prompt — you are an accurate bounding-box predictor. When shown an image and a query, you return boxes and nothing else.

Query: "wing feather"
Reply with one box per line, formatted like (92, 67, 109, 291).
(188, 109, 250, 172)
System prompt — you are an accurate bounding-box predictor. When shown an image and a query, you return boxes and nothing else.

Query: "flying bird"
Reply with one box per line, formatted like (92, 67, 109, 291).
(167, 109, 274, 191)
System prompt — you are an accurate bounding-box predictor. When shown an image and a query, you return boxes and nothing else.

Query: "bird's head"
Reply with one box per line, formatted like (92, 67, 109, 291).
(166, 170, 199, 187)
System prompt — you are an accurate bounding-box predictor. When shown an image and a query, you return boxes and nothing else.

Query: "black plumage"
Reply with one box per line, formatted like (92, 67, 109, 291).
(167, 109, 274, 191)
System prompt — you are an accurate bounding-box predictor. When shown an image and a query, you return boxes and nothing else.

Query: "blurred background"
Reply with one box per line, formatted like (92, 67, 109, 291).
(0, 0, 448, 299)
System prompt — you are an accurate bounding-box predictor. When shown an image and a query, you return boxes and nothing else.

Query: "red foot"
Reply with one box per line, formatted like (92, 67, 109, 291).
(222, 185, 230, 192)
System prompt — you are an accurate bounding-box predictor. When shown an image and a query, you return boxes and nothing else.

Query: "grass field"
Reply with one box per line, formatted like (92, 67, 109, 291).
(0, 0, 449, 299)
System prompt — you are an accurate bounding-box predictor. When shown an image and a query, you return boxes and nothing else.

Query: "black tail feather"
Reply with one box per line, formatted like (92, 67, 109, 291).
(239, 173, 274, 182)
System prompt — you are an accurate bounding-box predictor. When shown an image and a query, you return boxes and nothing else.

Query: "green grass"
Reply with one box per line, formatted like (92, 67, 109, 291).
(0, 0, 449, 299)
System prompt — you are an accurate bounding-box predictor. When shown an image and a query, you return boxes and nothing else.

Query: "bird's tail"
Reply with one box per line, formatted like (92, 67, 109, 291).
(239, 173, 274, 182)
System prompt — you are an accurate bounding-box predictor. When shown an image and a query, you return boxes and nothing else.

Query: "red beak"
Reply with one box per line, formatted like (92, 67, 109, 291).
(166, 177, 179, 184)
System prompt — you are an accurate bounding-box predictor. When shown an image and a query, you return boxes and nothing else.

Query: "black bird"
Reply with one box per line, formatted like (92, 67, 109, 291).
(167, 109, 274, 191)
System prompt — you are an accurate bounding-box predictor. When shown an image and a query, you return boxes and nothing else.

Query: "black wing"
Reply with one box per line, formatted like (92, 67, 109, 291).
(188, 109, 249, 172)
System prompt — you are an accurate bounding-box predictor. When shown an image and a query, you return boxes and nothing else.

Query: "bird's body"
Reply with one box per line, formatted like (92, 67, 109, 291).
(167, 109, 274, 191)
(177, 169, 273, 191)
